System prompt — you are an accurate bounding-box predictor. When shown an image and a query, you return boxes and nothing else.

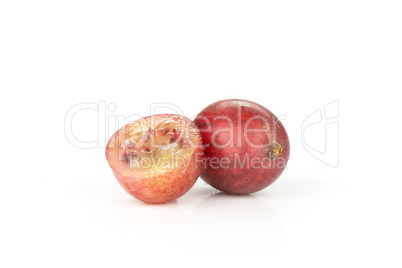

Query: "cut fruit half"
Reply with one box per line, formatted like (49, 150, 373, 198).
(106, 114, 203, 204)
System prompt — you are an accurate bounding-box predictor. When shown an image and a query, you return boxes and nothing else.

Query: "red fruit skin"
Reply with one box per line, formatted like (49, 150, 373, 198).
(106, 114, 204, 204)
(109, 150, 203, 204)
(194, 99, 290, 194)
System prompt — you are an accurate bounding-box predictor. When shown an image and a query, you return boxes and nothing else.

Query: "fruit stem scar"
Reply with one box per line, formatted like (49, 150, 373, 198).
(267, 140, 282, 159)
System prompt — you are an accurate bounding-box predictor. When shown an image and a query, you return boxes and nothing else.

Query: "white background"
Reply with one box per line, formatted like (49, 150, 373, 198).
(1, 1, 401, 267)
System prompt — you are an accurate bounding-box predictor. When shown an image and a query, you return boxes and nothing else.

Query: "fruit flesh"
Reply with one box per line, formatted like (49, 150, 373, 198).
(194, 99, 290, 194)
(108, 115, 200, 176)
(106, 114, 203, 204)
(119, 120, 184, 170)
